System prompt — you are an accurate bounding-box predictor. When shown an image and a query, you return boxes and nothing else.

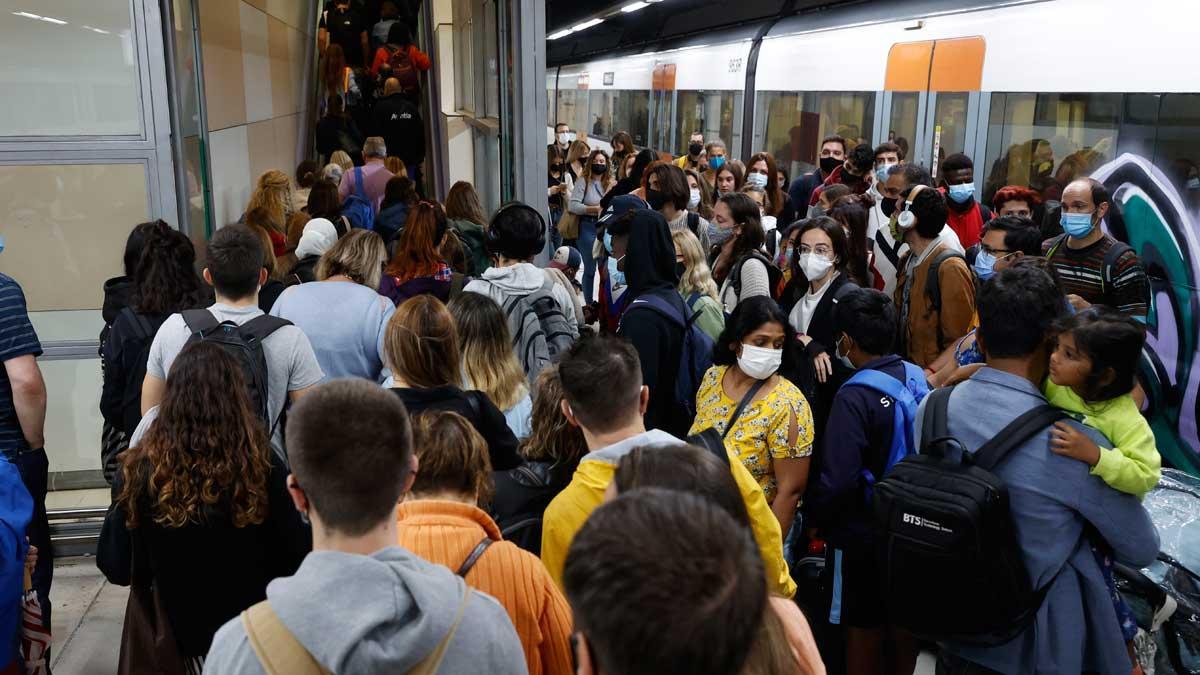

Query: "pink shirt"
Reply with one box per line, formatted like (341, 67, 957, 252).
(338, 160, 394, 214)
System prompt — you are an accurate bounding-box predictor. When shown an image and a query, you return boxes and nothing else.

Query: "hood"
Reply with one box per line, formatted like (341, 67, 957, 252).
(623, 210, 678, 299)
(296, 218, 339, 259)
(267, 547, 473, 672)
(102, 276, 135, 324)
(477, 262, 545, 294)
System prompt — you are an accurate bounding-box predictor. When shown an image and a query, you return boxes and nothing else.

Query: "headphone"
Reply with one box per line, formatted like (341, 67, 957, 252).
(486, 201, 547, 255)
(896, 184, 928, 230)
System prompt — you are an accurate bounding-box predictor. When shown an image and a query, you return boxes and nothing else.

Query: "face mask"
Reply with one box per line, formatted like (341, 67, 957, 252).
(820, 157, 841, 175)
(590, 163, 606, 176)
(689, 143, 703, 157)
(603, 231, 614, 255)
(709, 156, 725, 171)
(875, 166, 892, 183)
(798, 252, 834, 280)
(889, 213, 909, 243)
(834, 334, 854, 370)
(551, 164, 563, 173)
(1060, 211, 1095, 238)
(809, 204, 826, 218)
(738, 344, 783, 380)
(646, 189, 667, 211)
(567, 132, 577, 142)
(675, 261, 686, 280)
(747, 172, 769, 189)
(973, 248, 996, 281)
(777, 245, 793, 268)
(841, 170, 862, 187)
(880, 197, 897, 217)
(607, 255, 626, 287)
(947, 183, 975, 204)
(688, 188, 701, 209)
(709, 224, 733, 246)
(557, 133, 569, 145)
(761, 215, 777, 232)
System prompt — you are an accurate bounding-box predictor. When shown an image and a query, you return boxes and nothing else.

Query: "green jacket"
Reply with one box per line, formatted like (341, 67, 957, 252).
(449, 218, 489, 277)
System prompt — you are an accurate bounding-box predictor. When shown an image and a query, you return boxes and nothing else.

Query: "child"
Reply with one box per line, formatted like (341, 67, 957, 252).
(1044, 306, 1160, 672)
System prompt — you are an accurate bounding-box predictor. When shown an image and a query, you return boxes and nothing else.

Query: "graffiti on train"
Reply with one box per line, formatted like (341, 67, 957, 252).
(1097, 154, 1200, 476)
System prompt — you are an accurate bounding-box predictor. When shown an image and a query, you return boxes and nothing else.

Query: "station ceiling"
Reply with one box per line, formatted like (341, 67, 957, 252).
(546, 0, 862, 65)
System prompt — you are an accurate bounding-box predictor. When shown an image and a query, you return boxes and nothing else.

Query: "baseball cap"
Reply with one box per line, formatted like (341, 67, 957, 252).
(596, 194, 648, 226)
(549, 246, 582, 271)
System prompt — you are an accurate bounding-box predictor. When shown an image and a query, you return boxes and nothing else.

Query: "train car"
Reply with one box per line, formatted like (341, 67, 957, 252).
(548, 0, 1200, 474)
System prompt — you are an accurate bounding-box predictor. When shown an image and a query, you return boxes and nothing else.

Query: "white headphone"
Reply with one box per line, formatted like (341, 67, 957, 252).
(896, 184, 928, 230)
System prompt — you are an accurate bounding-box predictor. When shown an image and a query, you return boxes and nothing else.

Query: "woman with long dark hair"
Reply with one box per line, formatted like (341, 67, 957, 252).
(99, 343, 309, 670)
(379, 201, 452, 304)
(827, 193, 874, 288)
(610, 131, 634, 175)
(711, 192, 775, 313)
(567, 149, 614, 303)
(601, 148, 656, 209)
(746, 152, 796, 225)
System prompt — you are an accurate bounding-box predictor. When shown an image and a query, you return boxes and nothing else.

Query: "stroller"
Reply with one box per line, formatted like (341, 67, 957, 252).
(1115, 469, 1200, 674)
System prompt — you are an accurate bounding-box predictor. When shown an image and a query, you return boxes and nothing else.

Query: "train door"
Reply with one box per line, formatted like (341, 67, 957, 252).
(882, 38, 986, 184)
(650, 63, 677, 154)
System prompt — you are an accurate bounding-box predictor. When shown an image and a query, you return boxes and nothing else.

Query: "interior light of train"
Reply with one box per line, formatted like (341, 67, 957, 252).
(571, 18, 605, 32)
(548, 29, 573, 40)
(621, 2, 650, 12)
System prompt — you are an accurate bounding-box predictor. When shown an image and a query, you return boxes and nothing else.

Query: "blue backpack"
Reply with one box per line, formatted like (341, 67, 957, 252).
(841, 361, 929, 500)
(619, 293, 713, 420)
(0, 459, 31, 669)
(341, 167, 376, 231)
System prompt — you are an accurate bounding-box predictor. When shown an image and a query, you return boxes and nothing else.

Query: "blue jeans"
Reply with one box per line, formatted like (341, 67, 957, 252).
(578, 216, 597, 304)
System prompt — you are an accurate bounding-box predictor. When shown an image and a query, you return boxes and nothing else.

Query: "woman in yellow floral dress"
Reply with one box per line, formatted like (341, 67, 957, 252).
(689, 296, 814, 537)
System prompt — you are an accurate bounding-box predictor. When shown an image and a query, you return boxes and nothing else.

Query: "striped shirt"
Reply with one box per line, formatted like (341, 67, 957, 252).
(0, 275, 42, 455)
(1042, 233, 1150, 319)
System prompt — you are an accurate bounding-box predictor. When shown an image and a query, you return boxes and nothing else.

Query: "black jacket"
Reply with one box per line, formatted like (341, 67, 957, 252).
(315, 115, 363, 160)
(490, 461, 573, 556)
(100, 309, 170, 436)
(391, 386, 521, 471)
(287, 256, 321, 285)
(615, 210, 693, 438)
(371, 93, 425, 166)
(779, 273, 858, 442)
(98, 452, 310, 657)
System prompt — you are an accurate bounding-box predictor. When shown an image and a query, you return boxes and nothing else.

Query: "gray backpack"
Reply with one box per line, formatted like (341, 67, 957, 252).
(501, 277, 575, 382)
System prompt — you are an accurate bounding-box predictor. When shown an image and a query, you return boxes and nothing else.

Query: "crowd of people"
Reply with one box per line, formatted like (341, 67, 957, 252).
(0, 94, 1167, 674)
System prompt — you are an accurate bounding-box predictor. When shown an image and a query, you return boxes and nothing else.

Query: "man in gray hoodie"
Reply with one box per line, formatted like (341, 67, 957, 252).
(203, 379, 527, 674)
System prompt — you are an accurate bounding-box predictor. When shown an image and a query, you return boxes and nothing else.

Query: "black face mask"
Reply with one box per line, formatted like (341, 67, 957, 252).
(820, 157, 841, 175)
(675, 261, 687, 280)
(881, 197, 898, 217)
(590, 163, 606, 176)
(551, 164, 563, 173)
(841, 170, 862, 187)
(646, 189, 668, 211)
(689, 143, 703, 157)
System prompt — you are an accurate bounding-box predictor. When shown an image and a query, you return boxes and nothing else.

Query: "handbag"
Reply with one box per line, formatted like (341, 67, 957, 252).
(557, 209, 580, 240)
(117, 531, 187, 675)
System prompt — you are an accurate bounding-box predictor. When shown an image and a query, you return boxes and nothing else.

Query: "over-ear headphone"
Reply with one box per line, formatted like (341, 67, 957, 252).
(486, 201, 547, 255)
(896, 184, 927, 230)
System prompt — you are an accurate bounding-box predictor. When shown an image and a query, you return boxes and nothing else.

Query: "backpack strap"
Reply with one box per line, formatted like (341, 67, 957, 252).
(455, 537, 493, 577)
(971, 405, 1067, 471)
(181, 309, 219, 336)
(924, 248, 965, 314)
(1044, 233, 1069, 260)
(239, 315, 293, 343)
(242, 601, 332, 675)
(843, 366, 921, 498)
(722, 378, 769, 440)
(123, 309, 157, 342)
(920, 385, 955, 458)
(353, 166, 367, 201)
(1100, 239, 1134, 294)
(620, 293, 694, 331)
(686, 211, 700, 236)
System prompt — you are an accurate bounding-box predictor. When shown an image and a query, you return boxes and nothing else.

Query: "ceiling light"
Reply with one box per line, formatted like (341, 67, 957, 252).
(82, 25, 111, 34)
(571, 18, 603, 32)
(38, 15, 67, 24)
(548, 29, 573, 40)
(12, 11, 42, 20)
(621, 2, 649, 12)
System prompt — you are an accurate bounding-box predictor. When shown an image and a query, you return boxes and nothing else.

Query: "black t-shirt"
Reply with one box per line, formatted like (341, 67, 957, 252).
(321, 5, 369, 65)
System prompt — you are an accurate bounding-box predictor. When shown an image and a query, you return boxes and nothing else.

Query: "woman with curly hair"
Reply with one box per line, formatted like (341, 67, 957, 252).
(245, 170, 297, 253)
(98, 342, 309, 669)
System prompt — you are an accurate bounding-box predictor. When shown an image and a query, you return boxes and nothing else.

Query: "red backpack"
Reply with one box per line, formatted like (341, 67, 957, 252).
(385, 46, 420, 95)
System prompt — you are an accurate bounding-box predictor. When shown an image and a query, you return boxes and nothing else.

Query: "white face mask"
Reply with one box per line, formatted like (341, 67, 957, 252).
(747, 172, 769, 189)
(557, 132, 570, 145)
(568, 132, 578, 142)
(738, 344, 782, 380)
(688, 188, 701, 209)
(798, 252, 834, 281)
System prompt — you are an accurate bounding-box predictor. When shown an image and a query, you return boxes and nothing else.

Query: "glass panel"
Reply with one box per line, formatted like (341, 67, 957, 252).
(0, 163, 149, 326)
(674, 91, 743, 158)
(40, 358, 104, 475)
(556, 86, 587, 138)
(887, 92, 920, 162)
(930, 92, 969, 174)
(1155, 94, 1200, 204)
(171, 0, 211, 238)
(980, 92, 1121, 206)
(0, 0, 141, 136)
(755, 91, 875, 182)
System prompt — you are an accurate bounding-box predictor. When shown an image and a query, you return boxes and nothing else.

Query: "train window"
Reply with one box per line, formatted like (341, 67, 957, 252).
(886, 93, 920, 162)
(981, 92, 1120, 207)
(930, 93, 969, 174)
(1154, 94, 1200, 202)
(588, 90, 649, 147)
(672, 91, 744, 159)
(754, 91, 875, 183)
(556, 88, 583, 137)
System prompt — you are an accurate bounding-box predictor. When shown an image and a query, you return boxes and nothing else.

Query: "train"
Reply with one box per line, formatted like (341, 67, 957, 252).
(545, 0, 1200, 474)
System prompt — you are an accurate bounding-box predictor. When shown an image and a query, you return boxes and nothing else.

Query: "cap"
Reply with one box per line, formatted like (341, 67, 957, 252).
(549, 245, 582, 271)
(597, 194, 648, 226)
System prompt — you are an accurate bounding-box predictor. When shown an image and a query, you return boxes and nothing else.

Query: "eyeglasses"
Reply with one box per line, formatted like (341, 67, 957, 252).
(799, 244, 833, 256)
(980, 245, 1014, 257)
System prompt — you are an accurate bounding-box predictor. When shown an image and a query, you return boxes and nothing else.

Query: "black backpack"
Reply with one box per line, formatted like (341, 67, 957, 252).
(872, 385, 1067, 646)
(181, 310, 292, 437)
(113, 309, 164, 438)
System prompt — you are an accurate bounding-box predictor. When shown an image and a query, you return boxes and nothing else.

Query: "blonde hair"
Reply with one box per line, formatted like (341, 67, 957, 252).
(329, 151, 354, 171)
(246, 170, 295, 233)
(672, 229, 719, 301)
(316, 229, 386, 289)
(243, 209, 280, 279)
(385, 295, 460, 388)
(448, 293, 528, 411)
(384, 156, 407, 176)
(566, 140, 591, 167)
(409, 410, 494, 505)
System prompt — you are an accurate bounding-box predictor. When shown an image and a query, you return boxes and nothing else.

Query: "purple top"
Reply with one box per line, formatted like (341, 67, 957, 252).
(338, 161, 394, 213)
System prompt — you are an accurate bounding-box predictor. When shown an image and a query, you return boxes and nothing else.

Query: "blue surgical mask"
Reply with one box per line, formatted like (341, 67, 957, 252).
(947, 183, 975, 204)
(973, 248, 996, 281)
(1060, 211, 1095, 238)
(747, 172, 768, 189)
(603, 231, 614, 255)
(607, 255, 626, 287)
(875, 166, 891, 183)
(709, 156, 725, 171)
